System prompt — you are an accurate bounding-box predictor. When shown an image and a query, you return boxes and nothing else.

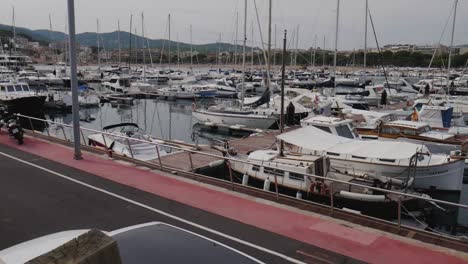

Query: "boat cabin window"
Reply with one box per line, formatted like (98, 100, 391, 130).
(289, 172, 305, 181)
(22, 85, 30, 91)
(0, 86, 4, 92)
(7, 86, 14, 92)
(119, 79, 130, 87)
(379, 158, 396, 163)
(263, 167, 284, 177)
(417, 126, 431, 134)
(15, 85, 23, 92)
(381, 126, 399, 135)
(110, 79, 118, 83)
(336, 124, 355, 139)
(326, 152, 340, 157)
(402, 129, 417, 136)
(252, 165, 260, 172)
(312, 125, 332, 134)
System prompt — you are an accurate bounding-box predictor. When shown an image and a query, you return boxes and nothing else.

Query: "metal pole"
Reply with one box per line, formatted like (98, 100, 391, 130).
(447, 0, 458, 91)
(80, 129, 86, 146)
(398, 196, 402, 231)
(61, 126, 68, 141)
(333, 0, 340, 88)
(155, 146, 164, 170)
(241, 0, 247, 109)
(274, 174, 279, 200)
(227, 160, 234, 190)
(67, 0, 82, 160)
(363, 0, 368, 82)
(188, 152, 194, 172)
(28, 118, 35, 133)
(44, 121, 50, 137)
(330, 182, 334, 214)
(279, 30, 287, 156)
(126, 139, 135, 160)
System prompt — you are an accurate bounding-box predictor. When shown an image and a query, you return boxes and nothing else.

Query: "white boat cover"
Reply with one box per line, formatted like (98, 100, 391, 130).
(278, 126, 424, 160)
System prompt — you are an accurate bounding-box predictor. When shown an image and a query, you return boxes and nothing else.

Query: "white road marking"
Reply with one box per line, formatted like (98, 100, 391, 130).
(0, 151, 305, 264)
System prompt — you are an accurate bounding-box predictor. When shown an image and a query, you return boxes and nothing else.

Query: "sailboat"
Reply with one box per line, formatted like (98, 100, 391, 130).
(192, 0, 278, 129)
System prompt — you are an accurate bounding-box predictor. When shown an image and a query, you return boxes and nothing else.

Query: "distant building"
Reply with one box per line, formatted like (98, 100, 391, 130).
(459, 47, 468, 55)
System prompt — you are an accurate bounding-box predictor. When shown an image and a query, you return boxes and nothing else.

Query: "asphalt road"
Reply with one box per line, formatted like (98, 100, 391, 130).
(0, 143, 363, 264)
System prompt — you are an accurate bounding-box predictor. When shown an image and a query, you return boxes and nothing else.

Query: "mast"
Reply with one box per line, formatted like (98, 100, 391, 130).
(177, 34, 180, 68)
(251, 21, 254, 67)
(295, 25, 299, 66)
(168, 14, 171, 68)
(312, 34, 317, 69)
(128, 14, 133, 68)
(118, 19, 121, 66)
(190, 25, 193, 74)
(241, 0, 247, 109)
(447, 0, 458, 90)
(217, 33, 221, 67)
(364, 0, 368, 82)
(12, 6, 16, 55)
(234, 12, 239, 66)
(279, 29, 287, 156)
(48, 14, 58, 64)
(333, 0, 341, 87)
(266, 0, 272, 90)
(273, 24, 277, 66)
(97, 19, 100, 72)
(323, 35, 326, 66)
(141, 13, 146, 81)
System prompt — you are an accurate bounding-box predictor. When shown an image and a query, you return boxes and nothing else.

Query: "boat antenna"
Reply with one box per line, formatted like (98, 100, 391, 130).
(279, 30, 287, 156)
(368, 7, 390, 89)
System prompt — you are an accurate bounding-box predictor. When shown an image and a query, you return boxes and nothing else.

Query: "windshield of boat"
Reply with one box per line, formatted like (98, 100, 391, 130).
(335, 124, 356, 139)
(416, 126, 431, 134)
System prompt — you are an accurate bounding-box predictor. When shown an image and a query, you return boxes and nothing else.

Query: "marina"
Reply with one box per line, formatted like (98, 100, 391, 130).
(1, 0, 468, 263)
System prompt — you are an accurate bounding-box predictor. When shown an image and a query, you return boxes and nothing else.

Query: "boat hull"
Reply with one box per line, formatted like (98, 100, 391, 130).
(192, 110, 277, 129)
(329, 158, 464, 191)
(0, 96, 46, 113)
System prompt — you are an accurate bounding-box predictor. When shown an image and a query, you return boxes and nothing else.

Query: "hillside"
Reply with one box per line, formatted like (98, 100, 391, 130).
(0, 24, 245, 53)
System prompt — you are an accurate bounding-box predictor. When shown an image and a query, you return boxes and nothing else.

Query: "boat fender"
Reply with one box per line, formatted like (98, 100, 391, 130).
(263, 178, 271, 191)
(208, 160, 225, 168)
(406, 177, 415, 188)
(296, 191, 302, 200)
(242, 174, 249, 186)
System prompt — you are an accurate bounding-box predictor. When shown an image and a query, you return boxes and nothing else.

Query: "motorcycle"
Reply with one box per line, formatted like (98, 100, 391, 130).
(0, 111, 24, 145)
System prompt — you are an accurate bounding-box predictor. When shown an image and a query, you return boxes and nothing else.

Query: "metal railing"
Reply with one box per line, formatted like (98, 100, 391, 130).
(14, 114, 468, 240)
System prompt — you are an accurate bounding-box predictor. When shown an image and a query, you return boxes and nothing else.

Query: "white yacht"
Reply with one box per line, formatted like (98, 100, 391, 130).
(277, 125, 464, 192)
(102, 76, 141, 94)
(88, 123, 167, 161)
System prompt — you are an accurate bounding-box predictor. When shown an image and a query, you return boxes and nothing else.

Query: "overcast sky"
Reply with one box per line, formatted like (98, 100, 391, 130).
(0, 0, 467, 50)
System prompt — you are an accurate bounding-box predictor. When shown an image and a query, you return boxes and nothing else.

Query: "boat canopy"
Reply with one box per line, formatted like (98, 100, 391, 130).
(278, 126, 425, 160)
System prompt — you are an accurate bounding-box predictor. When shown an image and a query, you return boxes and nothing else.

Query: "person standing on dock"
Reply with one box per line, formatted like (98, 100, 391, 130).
(380, 89, 387, 107)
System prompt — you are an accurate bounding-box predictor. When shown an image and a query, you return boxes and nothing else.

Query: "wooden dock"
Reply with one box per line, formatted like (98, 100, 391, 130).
(157, 128, 296, 172)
